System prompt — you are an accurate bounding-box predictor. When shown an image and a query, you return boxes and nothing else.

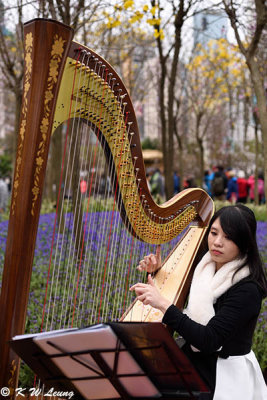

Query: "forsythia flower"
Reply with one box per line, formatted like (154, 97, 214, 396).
(231, 68, 240, 77)
(147, 18, 161, 26)
(191, 55, 202, 68)
(114, 4, 122, 11)
(154, 28, 164, 40)
(123, 0, 134, 9)
(107, 17, 121, 28)
(113, 20, 121, 27)
(151, 6, 157, 16)
(129, 11, 144, 24)
(143, 5, 148, 12)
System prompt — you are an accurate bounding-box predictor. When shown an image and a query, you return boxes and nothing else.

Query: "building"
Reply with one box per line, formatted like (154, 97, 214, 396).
(193, 10, 228, 49)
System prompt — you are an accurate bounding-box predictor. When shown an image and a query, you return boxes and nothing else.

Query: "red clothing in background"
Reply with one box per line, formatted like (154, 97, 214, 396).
(237, 177, 248, 200)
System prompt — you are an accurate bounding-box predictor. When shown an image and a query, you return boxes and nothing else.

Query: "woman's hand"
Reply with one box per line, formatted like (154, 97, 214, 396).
(130, 274, 172, 314)
(137, 245, 161, 273)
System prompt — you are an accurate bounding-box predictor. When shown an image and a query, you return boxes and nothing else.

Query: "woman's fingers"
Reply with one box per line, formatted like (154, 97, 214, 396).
(137, 248, 161, 273)
(136, 293, 147, 303)
(147, 274, 155, 285)
(137, 257, 151, 272)
(129, 282, 149, 292)
(130, 272, 172, 313)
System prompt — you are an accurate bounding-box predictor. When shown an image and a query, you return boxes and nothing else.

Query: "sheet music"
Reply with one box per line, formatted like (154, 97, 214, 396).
(12, 327, 77, 340)
(33, 324, 160, 399)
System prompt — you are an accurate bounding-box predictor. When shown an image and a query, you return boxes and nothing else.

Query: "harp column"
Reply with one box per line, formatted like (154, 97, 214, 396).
(0, 19, 73, 394)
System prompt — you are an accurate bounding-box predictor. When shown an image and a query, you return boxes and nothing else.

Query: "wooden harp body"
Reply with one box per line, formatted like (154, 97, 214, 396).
(0, 19, 214, 392)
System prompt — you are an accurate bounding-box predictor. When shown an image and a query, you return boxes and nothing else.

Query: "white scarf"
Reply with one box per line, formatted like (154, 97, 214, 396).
(184, 251, 250, 326)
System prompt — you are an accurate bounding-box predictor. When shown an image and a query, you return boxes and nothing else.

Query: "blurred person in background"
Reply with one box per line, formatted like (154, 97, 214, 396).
(247, 174, 264, 204)
(237, 170, 248, 203)
(226, 170, 238, 203)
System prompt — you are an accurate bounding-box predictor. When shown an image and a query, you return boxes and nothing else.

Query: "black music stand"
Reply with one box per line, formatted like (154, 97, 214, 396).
(11, 322, 210, 400)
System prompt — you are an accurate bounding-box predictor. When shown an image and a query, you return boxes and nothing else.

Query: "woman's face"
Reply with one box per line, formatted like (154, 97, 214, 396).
(208, 217, 240, 270)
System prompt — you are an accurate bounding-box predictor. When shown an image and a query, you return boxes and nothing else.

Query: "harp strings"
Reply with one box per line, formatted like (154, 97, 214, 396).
(41, 51, 124, 330)
(75, 68, 114, 326)
(36, 49, 182, 335)
(40, 48, 84, 333)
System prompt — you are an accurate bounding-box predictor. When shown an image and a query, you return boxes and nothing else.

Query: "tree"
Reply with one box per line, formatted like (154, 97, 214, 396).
(0, 1, 103, 180)
(152, 0, 199, 199)
(105, 0, 199, 199)
(222, 0, 267, 206)
(185, 38, 248, 183)
(38, 0, 104, 31)
(0, 1, 24, 163)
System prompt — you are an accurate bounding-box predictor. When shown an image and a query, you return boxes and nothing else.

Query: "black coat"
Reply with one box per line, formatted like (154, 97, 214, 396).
(162, 279, 263, 398)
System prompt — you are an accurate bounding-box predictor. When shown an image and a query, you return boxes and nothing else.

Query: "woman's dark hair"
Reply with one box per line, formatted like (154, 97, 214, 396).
(206, 204, 267, 296)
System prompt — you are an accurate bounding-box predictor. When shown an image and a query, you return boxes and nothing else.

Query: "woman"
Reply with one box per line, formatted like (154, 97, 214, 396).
(130, 204, 267, 399)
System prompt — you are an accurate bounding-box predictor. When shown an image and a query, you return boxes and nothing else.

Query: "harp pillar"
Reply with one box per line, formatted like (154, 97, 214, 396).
(0, 19, 73, 394)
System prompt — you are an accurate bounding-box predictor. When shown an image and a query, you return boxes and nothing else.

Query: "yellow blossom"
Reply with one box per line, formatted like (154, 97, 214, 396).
(114, 4, 122, 11)
(146, 18, 160, 26)
(111, 19, 121, 28)
(123, 0, 134, 9)
(129, 12, 144, 24)
(231, 68, 240, 77)
(107, 16, 121, 28)
(151, 6, 157, 16)
(154, 28, 164, 40)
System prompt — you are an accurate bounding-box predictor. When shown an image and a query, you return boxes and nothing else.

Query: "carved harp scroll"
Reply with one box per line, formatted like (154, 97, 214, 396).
(0, 18, 214, 392)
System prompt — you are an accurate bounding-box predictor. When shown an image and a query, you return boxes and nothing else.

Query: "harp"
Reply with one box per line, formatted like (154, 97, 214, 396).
(0, 19, 214, 393)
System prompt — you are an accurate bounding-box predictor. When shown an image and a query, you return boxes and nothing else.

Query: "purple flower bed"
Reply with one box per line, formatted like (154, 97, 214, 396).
(0, 212, 181, 331)
(1, 214, 266, 312)
(0, 212, 267, 376)
(0, 214, 266, 370)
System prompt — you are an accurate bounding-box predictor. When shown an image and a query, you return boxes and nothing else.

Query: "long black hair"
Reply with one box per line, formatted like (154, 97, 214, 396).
(206, 204, 267, 296)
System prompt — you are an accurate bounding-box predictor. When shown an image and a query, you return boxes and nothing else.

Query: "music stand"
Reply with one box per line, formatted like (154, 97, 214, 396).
(11, 322, 210, 400)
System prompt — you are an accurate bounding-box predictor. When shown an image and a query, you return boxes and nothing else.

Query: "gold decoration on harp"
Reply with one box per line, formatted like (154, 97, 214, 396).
(11, 33, 33, 215)
(7, 359, 16, 397)
(52, 58, 199, 244)
(31, 35, 66, 216)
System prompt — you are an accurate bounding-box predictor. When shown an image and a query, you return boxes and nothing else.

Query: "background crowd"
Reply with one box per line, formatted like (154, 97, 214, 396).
(146, 165, 265, 205)
(0, 165, 265, 220)
(203, 166, 265, 204)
